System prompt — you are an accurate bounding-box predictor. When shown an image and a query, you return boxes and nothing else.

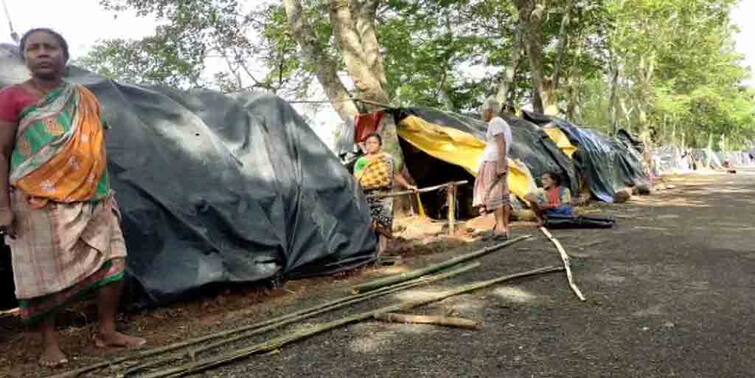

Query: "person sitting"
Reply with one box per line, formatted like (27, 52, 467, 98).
(524, 172, 574, 226)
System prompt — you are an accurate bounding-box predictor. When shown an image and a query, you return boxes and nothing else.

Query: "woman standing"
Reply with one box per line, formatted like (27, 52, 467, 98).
(354, 133, 416, 256)
(0, 28, 144, 367)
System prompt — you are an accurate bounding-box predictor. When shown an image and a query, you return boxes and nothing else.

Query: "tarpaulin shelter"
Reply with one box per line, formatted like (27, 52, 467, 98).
(654, 146, 693, 174)
(0, 45, 376, 309)
(396, 107, 578, 194)
(522, 111, 649, 203)
(337, 107, 578, 218)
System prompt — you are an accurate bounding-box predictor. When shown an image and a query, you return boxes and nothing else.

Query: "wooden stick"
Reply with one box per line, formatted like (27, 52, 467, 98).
(0, 307, 19, 317)
(86, 263, 481, 378)
(142, 265, 564, 378)
(374, 313, 479, 330)
(366, 180, 468, 199)
(447, 184, 457, 235)
(539, 227, 586, 301)
(351, 235, 532, 294)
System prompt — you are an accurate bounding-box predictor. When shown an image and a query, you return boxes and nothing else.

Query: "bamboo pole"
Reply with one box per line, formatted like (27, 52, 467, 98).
(366, 180, 468, 199)
(59, 263, 480, 378)
(447, 184, 457, 235)
(539, 227, 586, 301)
(122, 263, 479, 376)
(351, 235, 532, 294)
(374, 313, 479, 330)
(142, 265, 564, 378)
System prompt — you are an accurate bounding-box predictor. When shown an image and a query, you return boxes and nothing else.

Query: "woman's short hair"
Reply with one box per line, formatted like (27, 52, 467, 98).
(19, 28, 70, 62)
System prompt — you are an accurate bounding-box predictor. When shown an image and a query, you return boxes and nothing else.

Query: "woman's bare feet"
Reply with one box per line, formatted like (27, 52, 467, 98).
(39, 341, 68, 368)
(94, 331, 146, 349)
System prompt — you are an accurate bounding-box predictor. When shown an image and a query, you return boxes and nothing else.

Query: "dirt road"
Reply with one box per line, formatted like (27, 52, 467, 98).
(2, 170, 753, 377)
(214, 170, 755, 377)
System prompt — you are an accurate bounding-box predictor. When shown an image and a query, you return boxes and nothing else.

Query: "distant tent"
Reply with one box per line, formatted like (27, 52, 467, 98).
(522, 111, 649, 203)
(0, 45, 376, 308)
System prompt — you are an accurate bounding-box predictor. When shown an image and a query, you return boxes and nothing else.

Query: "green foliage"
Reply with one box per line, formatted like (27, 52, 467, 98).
(81, 0, 754, 149)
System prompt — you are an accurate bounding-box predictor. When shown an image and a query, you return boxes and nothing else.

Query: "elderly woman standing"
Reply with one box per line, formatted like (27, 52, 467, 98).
(354, 133, 417, 257)
(473, 97, 513, 239)
(0, 28, 144, 367)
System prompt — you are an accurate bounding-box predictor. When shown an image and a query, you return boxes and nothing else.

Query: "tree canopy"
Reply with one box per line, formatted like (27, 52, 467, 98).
(80, 0, 755, 150)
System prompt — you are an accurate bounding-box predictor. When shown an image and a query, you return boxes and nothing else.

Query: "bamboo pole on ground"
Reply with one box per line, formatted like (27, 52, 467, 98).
(351, 235, 532, 294)
(121, 263, 479, 376)
(142, 265, 564, 378)
(539, 227, 586, 301)
(374, 313, 479, 330)
(57, 263, 480, 378)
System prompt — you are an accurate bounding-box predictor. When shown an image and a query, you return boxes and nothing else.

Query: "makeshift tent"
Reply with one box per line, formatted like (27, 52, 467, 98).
(338, 107, 576, 218)
(542, 125, 577, 159)
(395, 107, 578, 193)
(689, 148, 723, 170)
(522, 111, 649, 203)
(0, 45, 376, 308)
(654, 146, 693, 174)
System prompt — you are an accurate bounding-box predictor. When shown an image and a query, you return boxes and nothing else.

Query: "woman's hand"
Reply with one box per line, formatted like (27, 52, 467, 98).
(496, 160, 508, 177)
(406, 184, 418, 192)
(0, 207, 16, 239)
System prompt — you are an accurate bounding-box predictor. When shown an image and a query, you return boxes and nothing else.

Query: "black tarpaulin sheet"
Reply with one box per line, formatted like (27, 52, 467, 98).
(395, 107, 579, 194)
(0, 45, 376, 307)
(522, 111, 649, 203)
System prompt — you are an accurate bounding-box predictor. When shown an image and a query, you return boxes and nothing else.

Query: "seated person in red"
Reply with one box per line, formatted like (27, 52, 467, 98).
(525, 172, 574, 226)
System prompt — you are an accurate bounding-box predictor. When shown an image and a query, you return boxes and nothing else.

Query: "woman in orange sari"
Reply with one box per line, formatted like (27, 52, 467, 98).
(0, 28, 144, 367)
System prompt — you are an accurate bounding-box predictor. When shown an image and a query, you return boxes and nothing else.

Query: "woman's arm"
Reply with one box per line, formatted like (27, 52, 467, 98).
(561, 188, 572, 207)
(394, 172, 416, 191)
(0, 120, 17, 237)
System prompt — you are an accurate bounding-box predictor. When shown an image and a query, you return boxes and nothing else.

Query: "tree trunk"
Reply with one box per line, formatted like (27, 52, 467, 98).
(514, 0, 546, 114)
(329, 0, 405, 169)
(329, 0, 389, 104)
(495, 25, 523, 107)
(608, 54, 620, 135)
(282, 0, 358, 125)
(552, 0, 574, 91)
(355, 0, 388, 89)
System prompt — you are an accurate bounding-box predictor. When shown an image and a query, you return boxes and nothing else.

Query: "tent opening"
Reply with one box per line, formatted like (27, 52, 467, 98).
(400, 138, 477, 220)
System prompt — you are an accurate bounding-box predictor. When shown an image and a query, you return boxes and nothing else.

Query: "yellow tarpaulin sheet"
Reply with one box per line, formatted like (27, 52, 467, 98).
(543, 126, 577, 159)
(397, 115, 537, 199)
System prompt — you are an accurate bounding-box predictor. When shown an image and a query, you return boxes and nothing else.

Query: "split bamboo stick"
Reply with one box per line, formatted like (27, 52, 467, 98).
(143, 265, 564, 378)
(55, 263, 480, 378)
(539, 227, 586, 301)
(374, 312, 479, 330)
(121, 263, 479, 376)
(351, 235, 532, 294)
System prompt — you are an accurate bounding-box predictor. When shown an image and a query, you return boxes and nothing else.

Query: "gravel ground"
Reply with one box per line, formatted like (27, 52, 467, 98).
(2, 170, 753, 378)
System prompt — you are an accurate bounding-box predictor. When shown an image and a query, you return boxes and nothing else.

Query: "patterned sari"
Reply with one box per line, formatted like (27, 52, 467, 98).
(354, 153, 395, 237)
(5, 83, 127, 324)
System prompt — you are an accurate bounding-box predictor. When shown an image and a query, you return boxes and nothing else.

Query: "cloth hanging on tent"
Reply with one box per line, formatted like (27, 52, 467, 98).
(354, 111, 385, 143)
